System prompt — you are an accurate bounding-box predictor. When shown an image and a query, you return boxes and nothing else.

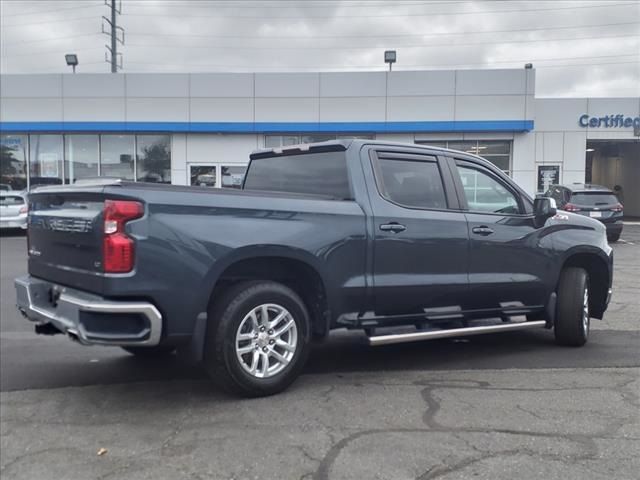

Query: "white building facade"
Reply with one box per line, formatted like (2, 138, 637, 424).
(1, 69, 639, 214)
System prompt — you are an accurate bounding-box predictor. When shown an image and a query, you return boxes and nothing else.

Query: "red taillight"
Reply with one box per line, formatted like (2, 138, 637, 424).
(611, 203, 623, 212)
(103, 200, 143, 273)
(19, 205, 28, 214)
(563, 203, 581, 212)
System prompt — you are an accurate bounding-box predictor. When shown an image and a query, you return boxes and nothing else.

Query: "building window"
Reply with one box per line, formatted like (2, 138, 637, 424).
(65, 135, 99, 184)
(265, 134, 374, 147)
(190, 165, 217, 187)
(29, 134, 64, 187)
(0, 134, 28, 191)
(300, 134, 335, 144)
(100, 135, 135, 180)
(221, 165, 246, 189)
(415, 140, 512, 176)
(137, 135, 171, 183)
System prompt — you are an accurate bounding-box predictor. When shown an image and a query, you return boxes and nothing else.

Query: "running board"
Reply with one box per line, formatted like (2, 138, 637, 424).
(368, 320, 547, 346)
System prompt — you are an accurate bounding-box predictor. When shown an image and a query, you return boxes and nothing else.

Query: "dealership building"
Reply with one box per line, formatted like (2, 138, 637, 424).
(1, 68, 639, 215)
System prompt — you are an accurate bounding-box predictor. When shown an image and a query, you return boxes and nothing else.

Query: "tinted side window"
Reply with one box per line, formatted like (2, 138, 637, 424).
(549, 187, 563, 204)
(375, 158, 447, 209)
(244, 152, 351, 200)
(457, 165, 520, 214)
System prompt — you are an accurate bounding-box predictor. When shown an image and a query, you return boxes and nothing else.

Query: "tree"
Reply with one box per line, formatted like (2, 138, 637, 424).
(138, 140, 170, 183)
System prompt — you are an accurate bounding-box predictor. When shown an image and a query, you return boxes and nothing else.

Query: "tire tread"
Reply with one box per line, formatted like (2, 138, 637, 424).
(555, 267, 589, 347)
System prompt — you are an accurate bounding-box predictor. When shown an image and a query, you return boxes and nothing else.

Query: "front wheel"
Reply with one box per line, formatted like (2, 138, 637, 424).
(555, 267, 590, 347)
(204, 281, 311, 397)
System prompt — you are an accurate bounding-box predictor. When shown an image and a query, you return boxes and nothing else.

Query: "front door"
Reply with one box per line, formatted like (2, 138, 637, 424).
(451, 159, 553, 312)
(366, 149, 470, 316)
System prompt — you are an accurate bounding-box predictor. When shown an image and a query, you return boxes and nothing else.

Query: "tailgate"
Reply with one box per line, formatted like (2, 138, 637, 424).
(28, 190, 106, 293)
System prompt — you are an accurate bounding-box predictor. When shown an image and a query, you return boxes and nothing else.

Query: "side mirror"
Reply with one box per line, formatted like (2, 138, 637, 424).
(533, 196, 557, 227)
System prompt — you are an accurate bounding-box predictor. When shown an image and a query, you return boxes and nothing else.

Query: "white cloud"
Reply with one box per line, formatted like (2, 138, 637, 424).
(1, 0, 639, 97)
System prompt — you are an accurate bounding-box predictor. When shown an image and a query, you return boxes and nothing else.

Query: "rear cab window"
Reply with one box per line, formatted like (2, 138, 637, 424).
(243, 151, 352, 200)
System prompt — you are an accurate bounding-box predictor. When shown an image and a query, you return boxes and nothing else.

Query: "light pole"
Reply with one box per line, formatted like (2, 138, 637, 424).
(384, 50, 396, 71)
(65, 54, 79, 73)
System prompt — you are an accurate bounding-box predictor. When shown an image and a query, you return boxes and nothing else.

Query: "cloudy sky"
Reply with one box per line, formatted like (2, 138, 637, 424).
(1, 0, 638, 97)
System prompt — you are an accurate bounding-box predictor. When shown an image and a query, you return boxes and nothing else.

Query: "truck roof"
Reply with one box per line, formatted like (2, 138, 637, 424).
(250, 139, 471, 159)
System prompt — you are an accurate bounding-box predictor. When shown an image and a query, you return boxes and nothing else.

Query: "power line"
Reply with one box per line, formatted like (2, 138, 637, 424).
(2, 33, 101, 47)
(128, 21, 640, 41)
(127, 33, 640, 50)
(0, 3, 101, 17)
(120, 2, 639, 19)
(124, 0, 469, 8)
(123, 54, 640, 69)
(0, 15, 97, 28)
(2, 47, 105, 58)
(123, 60, 640, 72)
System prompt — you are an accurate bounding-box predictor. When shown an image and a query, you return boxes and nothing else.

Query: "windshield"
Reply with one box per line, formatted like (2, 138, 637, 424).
(570, 192, 619, 206)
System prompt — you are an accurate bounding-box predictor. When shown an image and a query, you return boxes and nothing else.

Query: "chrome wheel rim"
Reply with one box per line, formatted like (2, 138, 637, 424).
(582, 285, 590, 337)
(235, 303, 298, 379)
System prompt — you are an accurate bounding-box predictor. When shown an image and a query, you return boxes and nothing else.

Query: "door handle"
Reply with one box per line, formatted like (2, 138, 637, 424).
(380, 222, 406, 233)
(472, 226, 494, 236)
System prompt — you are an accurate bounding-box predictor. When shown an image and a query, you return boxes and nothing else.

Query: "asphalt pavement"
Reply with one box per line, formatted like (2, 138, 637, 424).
(1, 226, 638, 479)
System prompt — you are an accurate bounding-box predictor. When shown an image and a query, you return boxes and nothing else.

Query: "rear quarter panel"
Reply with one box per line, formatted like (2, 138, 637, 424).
(103, 186, 367, 338)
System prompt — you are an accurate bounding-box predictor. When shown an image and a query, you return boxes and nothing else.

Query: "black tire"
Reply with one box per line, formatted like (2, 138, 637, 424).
(608, 233, 621, 243)
(555, 267, 590, 347)
(121, 345, 176, 357)
(204, 280, 311, 397)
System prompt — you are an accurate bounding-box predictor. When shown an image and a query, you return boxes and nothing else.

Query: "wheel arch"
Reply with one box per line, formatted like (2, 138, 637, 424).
(201, 246, 331, 339)
(560, 248, 611, 319)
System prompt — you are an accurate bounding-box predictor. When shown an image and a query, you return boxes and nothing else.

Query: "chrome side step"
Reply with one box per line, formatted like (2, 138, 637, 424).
(368, 320, 547, 346)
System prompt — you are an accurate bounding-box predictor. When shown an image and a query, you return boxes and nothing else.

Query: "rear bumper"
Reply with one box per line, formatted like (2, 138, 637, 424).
(0, 215, 27, 229)
(15, 275, 162, 346)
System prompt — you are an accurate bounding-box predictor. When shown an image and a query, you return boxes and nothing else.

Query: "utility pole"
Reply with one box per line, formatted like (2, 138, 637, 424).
(110, 0, 117, 73)
(103, 0, 124, 72)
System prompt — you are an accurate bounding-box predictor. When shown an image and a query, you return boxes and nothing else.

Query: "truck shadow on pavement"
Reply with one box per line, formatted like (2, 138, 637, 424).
(6, 328, 636, 393)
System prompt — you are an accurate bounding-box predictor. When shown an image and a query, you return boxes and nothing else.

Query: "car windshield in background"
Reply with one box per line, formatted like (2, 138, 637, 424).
(0, 195, 24, 206)
(570, 192, 619, 206)
(244, 151, 352, 200)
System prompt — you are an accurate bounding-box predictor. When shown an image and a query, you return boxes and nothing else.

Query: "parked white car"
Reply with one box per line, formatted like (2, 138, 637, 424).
(0, 191, 28, 230)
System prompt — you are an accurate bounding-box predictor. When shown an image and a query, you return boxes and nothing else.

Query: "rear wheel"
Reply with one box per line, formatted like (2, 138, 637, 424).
(204, 280, 311, 397)
(555, 267, 590, 347)
(122, 345, 176, 357)
(608, 233, 620, 243)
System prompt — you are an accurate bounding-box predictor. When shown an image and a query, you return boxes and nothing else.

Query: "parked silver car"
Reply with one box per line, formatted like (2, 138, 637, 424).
(0, 191, 28, 230)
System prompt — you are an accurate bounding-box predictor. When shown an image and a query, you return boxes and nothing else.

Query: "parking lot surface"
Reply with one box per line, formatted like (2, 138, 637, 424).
(1, 227, 639, 479)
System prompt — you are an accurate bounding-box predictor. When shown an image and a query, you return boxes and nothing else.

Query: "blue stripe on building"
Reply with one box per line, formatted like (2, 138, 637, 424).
(0, 120, 534, 133)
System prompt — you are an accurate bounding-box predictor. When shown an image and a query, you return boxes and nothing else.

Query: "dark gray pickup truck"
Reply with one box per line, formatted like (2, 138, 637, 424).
(16, 140, 613, 396)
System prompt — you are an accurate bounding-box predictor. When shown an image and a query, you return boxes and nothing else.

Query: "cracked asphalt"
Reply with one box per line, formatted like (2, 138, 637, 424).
(1, 226, 639, 480)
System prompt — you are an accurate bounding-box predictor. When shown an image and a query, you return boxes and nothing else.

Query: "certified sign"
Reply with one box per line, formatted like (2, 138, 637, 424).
(579, 114, 640, 128)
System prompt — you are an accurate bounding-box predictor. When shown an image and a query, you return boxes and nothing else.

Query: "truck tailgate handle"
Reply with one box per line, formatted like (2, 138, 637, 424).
(472, 226, 494, 236)
(380, 222, 406, 233)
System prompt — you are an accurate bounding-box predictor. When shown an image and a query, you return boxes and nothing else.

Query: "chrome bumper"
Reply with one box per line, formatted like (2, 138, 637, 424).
(15, 275, 162, 346)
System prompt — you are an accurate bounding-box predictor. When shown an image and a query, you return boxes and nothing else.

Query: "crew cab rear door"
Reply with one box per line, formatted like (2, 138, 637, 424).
(364, 148, 469, 316)
(447, 157, 552, 313)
